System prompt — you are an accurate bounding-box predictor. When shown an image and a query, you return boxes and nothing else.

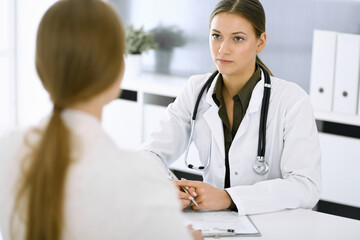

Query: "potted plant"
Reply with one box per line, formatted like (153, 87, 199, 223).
(150, 25, 186, 74)
(125, 25, 157, 77)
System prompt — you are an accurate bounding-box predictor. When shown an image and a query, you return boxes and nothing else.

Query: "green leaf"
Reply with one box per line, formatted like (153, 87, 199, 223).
(125, 25, 158, 54)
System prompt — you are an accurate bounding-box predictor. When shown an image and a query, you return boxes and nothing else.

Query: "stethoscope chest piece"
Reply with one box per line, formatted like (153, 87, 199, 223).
(253, 156, 269, 175)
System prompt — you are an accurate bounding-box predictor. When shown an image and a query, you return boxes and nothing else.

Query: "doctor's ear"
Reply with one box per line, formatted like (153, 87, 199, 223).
(256, 32, 266, 53)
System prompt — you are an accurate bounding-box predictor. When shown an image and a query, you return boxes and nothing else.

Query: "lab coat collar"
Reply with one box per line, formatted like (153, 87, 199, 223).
(233, 70, 266, 141)
(247, 69, 266, 114)
(202, 72, 225, 159)
(205, 71, 265, 113)
(205, 72, 219, 106)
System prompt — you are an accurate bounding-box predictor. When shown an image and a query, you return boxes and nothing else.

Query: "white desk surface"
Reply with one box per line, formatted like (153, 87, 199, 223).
(219, 208, 360, 240)
(1, 209, 358, 239)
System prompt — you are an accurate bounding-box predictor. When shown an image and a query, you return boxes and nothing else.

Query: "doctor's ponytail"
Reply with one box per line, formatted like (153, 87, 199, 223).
(210, 0, 273, 76)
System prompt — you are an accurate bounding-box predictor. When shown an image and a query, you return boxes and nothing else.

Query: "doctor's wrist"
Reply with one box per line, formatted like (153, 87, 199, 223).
(224, 190, 237, 211)
(219, 190, 232, 210)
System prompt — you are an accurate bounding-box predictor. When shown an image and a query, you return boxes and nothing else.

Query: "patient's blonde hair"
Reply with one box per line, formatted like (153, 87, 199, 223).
(13, 1, 125, 240)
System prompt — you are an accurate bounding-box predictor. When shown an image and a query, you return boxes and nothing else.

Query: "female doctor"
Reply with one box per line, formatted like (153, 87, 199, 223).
(141, 0, 321, 215)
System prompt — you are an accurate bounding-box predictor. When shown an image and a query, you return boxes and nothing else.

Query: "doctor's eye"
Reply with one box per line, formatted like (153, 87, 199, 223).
(211, 33, 222, 40)
(234, 36, 244, 42)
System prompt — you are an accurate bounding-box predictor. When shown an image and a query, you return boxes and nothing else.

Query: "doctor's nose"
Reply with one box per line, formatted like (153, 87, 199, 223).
(218, 41, 231, 56)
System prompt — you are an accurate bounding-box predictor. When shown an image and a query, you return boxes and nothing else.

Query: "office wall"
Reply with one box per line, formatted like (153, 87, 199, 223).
(261, 0, 360, 92)
(16, 0, 56, 127)
(0, 0, 15, 133)
(111, 0, 360, 92)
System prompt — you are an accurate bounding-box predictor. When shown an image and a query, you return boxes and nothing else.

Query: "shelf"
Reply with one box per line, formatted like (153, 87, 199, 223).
(121, 72, 188, 98)
(314, 111, 360, 127)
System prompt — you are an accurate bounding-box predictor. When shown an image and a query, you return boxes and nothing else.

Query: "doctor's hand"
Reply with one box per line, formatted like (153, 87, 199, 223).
(173, 182, 197, 209)
(174, 179, 232, 211)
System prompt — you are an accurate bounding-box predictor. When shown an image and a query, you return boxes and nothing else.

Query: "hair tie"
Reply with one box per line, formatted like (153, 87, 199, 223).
(53, 104, 63, 112)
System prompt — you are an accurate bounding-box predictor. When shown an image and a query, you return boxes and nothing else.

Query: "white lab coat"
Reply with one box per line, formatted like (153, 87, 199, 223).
(141, 70, 322, 215)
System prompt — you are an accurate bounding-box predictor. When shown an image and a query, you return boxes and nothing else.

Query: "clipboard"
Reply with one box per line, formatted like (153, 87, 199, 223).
(183, 209, 261, 238)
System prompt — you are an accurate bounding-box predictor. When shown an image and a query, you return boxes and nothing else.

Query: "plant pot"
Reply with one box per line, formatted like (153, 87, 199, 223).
(155, 49, 173, 74)
(125, 54, 142, 79)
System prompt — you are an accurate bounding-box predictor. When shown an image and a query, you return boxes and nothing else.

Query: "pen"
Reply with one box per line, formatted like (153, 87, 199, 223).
(168, 169, 199, 207)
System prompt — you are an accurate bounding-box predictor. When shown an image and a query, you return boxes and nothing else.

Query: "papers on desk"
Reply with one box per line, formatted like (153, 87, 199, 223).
(183, 210, 260, 237)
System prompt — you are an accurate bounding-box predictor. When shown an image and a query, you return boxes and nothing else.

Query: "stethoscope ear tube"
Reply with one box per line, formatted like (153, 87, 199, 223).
(184, 119, 210, 170)
(192, 71, 219, 120)
(184, 119, 196, 168)
(185, 71, 218, 171)
(255, 65, 271, 175)
(257, 69, 271, 157)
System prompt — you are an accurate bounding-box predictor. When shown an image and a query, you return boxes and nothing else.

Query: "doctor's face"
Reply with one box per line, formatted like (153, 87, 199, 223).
(209, 12, 266, 78)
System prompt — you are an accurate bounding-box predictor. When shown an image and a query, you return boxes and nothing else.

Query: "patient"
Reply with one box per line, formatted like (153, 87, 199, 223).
(0, 0, 202, 239)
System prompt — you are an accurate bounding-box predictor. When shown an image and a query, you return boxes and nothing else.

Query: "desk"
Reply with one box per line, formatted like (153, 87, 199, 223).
(217, 209, 360, 240)
(1, 209, 358, 239)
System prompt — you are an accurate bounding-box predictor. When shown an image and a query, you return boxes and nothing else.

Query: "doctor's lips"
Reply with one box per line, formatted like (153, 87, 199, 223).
(217, 59, 233, 64)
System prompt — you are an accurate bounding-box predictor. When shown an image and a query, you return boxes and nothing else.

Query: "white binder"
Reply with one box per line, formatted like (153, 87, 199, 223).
(333, 33, 360, 115)
(309, 30, 337, 112)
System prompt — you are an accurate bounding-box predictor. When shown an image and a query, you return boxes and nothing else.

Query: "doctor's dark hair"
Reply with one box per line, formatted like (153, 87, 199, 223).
(13, 1, 125, 240)
(210, 0, 273, 76)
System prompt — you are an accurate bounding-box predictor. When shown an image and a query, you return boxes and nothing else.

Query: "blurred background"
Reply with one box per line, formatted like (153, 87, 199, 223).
(1, 0, 359, 130)
(112, 0, 360, 91)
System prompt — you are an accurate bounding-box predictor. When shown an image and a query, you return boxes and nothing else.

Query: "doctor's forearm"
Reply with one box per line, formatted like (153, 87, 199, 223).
(138, 150, 169, 171)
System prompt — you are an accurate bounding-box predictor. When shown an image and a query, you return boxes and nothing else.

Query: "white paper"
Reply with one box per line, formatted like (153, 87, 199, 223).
(183, 210, 259, 235)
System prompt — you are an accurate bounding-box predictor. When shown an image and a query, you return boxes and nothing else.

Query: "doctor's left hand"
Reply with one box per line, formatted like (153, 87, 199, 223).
(174, 179, 232, 211)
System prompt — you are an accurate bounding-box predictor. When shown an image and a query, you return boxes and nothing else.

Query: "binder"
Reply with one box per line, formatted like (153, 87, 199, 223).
(333, 33, 360, 115)
(309, 30, 337, 112)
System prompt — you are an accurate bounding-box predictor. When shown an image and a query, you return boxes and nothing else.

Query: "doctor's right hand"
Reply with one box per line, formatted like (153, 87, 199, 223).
(175, 179, 232, 210)
(174, 183, 197, 209)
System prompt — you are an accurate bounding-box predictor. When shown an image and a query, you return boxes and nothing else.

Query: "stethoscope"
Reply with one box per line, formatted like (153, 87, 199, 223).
(184, 65, 271, 175)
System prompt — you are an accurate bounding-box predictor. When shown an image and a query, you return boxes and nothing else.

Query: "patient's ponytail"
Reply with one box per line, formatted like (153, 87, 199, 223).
(15, 106, 70, 240)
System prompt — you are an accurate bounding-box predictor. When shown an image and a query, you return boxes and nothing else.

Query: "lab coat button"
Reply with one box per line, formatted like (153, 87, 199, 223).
(234, 171, 238, 175)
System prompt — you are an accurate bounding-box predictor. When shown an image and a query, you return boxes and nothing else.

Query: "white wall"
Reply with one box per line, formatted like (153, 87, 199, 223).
(0, 0, 15, 134)
(16, 0, 56, 127)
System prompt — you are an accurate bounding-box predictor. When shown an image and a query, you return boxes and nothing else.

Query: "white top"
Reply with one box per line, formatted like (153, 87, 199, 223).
(141, 71, 322, 215)
(0, 109, 191, 240)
